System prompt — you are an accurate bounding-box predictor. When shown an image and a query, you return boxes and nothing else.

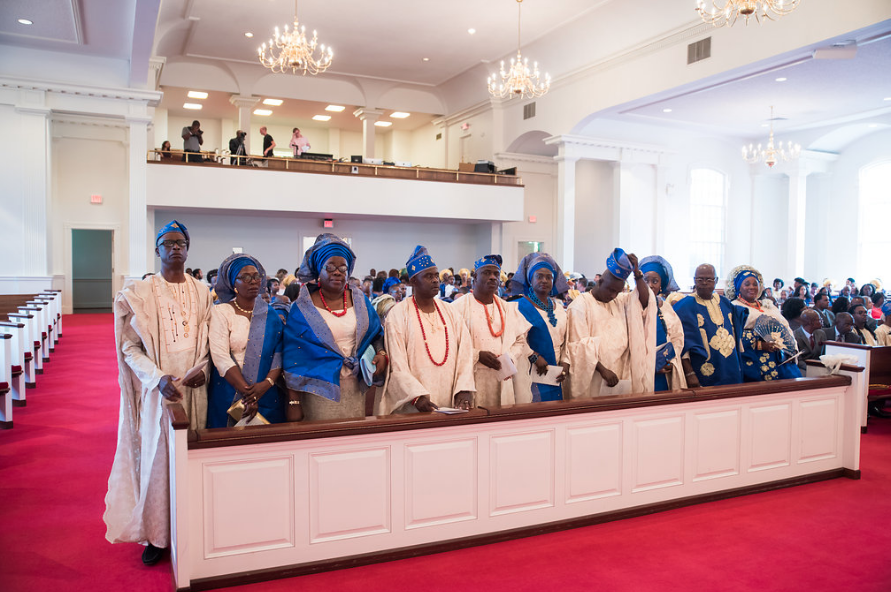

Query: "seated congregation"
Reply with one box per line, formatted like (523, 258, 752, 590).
(103, 218, 889, 566)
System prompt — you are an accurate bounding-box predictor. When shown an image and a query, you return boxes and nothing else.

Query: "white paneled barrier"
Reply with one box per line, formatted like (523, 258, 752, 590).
(166, 376, 861, 590)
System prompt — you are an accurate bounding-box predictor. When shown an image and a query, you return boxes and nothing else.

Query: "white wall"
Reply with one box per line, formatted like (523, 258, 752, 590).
(0, 105, 28, 276)
(574, 160, 617, 277)
(152, 209, 492, 279)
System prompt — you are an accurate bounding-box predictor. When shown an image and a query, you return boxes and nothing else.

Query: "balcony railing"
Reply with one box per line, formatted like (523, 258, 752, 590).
(147, 150, 523, 187)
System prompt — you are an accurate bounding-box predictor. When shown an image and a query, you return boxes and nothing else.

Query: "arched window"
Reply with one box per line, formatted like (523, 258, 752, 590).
(689, 168, 727, 278)
(859, 161, 891, 280)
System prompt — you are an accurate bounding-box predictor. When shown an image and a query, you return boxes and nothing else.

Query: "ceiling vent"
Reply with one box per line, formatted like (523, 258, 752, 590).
(523, 102, 536, 120)
(687, 37, 711, 65)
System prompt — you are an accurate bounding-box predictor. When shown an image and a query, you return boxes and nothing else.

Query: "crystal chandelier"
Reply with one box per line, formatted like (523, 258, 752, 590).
(488, 0, 550, 100)
(742, 106, 801, 168)
(258, 0, 333, 75)
(696, 0, 801, 27)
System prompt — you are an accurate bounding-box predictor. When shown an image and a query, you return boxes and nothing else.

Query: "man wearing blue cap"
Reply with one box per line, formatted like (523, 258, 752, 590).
(876, 302, 891, 346)
(566, 248, 656, 397)
(451, 254, 531, 407)
(105, 220, 213, 566)
(379, 246, 476, 414)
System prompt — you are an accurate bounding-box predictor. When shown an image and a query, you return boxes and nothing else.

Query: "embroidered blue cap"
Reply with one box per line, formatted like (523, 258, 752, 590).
(606, 248, 632, 281)
(474, 254, 502, 271)
(156, 220, 189, 246)
(406, 245, 436, 279)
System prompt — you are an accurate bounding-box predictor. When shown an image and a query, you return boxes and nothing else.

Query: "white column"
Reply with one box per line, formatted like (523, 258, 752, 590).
(555, 156, 579, 272)
(127, 116, 152, 278)
(432, 118, 449, 169)
(16, 99, 51, 276)
(786, 166, 810, 278)
(229, 95, 260, 154)
(353, 108, 384, 159)
(490, 222, 503, 258)
(653, 163, 669, 254)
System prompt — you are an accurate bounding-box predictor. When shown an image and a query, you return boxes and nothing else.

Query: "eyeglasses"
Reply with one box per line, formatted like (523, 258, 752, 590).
(235, 273, 262, 283)
(694, 277, 718, 284)
(158, 239, 188, 248)
(324, 264, 349, 274)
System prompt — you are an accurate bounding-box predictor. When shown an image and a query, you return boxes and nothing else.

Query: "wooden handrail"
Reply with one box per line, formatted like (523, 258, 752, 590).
(146, 149, 524, 187)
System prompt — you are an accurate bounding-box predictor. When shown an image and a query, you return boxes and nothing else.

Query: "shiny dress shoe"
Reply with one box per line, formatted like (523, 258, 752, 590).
(868, 404, 891, 418)
(142, 544, 164, 566)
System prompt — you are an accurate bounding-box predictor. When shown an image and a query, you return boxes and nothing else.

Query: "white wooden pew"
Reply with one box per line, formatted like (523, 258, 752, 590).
(0, 333, 12, 428)
(165, 375, 861, 590)
(0, 321, 26, 406)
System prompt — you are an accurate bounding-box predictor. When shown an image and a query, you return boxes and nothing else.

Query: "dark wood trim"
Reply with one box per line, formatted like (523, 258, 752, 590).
(843, 468, 861, 480)
(0, 321, 26, 328)
(805, 359, 865, 373)
(148, 157, 524, 188)
(189, 376, 851, 450)
(166, 403, 191, 430)
(36, 369, 43, 375)
(8, 313, 33, 319)
(823, 340, 873, 351)
(0, 334, 10, 339)
(186, 468, 847, 591)
(12, 400, 26, 407)
(0, 420, 11, 429)
(42, 357, 50, 363)
(862, 426, 868, 434)
(26, 382, 36, 389)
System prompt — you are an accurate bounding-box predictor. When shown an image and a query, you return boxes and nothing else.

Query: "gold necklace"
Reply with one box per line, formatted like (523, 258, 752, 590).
(232, 298, 253, 315)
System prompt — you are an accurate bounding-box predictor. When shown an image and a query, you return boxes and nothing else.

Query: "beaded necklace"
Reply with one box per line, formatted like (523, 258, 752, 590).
(413, 296, 449, 366)
(738, 297, 764, 313)
(319, 287, 349, 317)
(528, 291, 557, 327)
(474, 293, 505, 337)
(232, 298, 253, 316)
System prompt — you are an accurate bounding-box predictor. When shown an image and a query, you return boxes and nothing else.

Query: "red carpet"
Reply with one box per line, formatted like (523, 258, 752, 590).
(1, 313, 890, 592)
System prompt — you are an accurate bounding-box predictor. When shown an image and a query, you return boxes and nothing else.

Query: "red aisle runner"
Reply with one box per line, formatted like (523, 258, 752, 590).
(1, 313, 890, 592)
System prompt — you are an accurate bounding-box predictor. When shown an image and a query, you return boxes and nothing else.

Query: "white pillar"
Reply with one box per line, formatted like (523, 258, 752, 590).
(654, 163, 669, 254)
(353, 108, 384, 159)
(127, 116, 152, 278)
(229, 95, 260, 154)
(786, 166, 810, 278)
(16, 98, 51, 276)
(490, 222, 503, 258)
(555, 155, 579, 272)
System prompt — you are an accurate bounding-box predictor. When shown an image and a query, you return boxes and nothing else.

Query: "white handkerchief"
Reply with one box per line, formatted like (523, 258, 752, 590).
(531, 365, 565, 386)
(495, 353, 518, 381)
(434, 407, 469, 414)
(175, 360, 208, 387)
(600, 379, 632, 396)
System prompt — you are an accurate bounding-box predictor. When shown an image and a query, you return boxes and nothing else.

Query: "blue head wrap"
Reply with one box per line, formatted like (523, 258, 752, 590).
(298, 233, 356, 282)
(382, 277, 401, 294)
(474, 254, 503, 271)
(882, 301, 891, 317)
(724, 265, 764, 301)
(156, 220, 189, 246)
(507, 253, 569, 297)
(216, 253, 266, 304)
(606, 248, 633, 281)
(406, 245, 436, 279)
(639, 256, 680, 296)
(734, 271, 760, 299)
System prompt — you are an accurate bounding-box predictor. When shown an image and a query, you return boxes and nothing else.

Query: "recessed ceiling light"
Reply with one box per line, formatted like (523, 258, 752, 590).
(662, 108, 672, 113)
(183, 103, 202, 110)
(187, 91, 208, 99)
(869, 123, 878, 128)
(312, 115, 331, 121)
(325, 105, 345, 112)
(374, 121, 393, 127)
(885, 97, 891, 101)
(468, 28, 476, 35)
(253, 109, 272, 116)
(422, 57, 430, 62)
(244, 32, 254, 38)
(391, 112, 411, 118)
(775, 77, 787, 82)
(263, 98, 283, 106)
(17, 18, 33, 25)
